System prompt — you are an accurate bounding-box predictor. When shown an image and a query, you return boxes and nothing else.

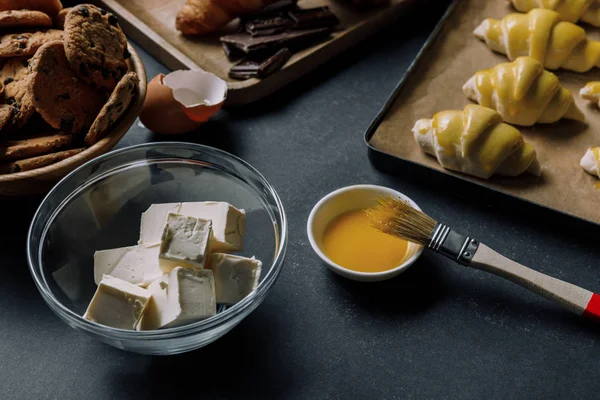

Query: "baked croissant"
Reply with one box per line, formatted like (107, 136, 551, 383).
(580, 81, 600, 106)
(510, 0, 600, 27)
(474, 8, 600, 72)
(176, 0, 279, 35)
(580, 147, 600, 178)
(413, 104, 541, 179)
(463, 56, 585, 126)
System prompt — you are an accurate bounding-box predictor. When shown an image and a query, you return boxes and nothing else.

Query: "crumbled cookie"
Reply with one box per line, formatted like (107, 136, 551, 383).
(0, 57, 35, 128)
(2, 147, 84, 173)
(0, 0, 63, 16)
(64, 4, 129, 91)
(0, 132, 72, 161)
(0, 10, 53, 29)
(85, 71, 138, 146)
(0, 29, 63, 58)
(30, 40, 104, 134)
(54, 7, 71, 29)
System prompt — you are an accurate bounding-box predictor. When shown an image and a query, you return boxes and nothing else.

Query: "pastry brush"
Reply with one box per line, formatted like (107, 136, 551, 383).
(366, 196, 600, 320)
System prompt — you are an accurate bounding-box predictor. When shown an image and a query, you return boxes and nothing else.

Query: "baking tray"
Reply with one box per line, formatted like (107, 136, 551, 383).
(94, 0, 417, 105)
(365, 0, 600, 228)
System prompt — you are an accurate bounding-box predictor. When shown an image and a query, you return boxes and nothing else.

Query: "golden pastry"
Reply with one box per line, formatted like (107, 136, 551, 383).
(412, 104, 541, 179)
(474, 8, 600, 72)
(510, 0, 600, 27)
(463, 56, 585, 126)
(176, 0, 279, 35)
(579, 81, 600, 106)
(580, 147, 600, 178)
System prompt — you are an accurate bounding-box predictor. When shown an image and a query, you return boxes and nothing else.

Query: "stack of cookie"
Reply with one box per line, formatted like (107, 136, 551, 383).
(0, 2, 138, 174)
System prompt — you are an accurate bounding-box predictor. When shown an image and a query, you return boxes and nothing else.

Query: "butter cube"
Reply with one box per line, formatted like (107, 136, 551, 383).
(83, 275, 151, 330)
(159, 213, 212, 272)
(138, 203, 182, 245)
(208, 253, 262, 306)
(93, 243, 164, 287)
(138, 268, 217, 330)
(137, 275, 172, 331)
(179, 201, 246, 252)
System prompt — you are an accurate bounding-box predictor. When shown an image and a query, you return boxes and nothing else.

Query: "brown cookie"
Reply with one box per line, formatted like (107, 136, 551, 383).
(54, 7, 71, 29)
(30, 40, 104, 134)
(85, 71, 138, 146)
(0, 29, 63, 58)
(1, 147, 84, 173)
(0, 57, 35, 128)
(0, 0, 63, 16)
(0, 103, 12, 131)
(0, 10, 53, 29)
(0, 132, 72, 161)
(64, 4, 129, 91)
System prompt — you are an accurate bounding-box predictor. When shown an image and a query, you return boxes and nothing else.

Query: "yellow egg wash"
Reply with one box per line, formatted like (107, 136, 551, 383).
(322, 209, 408, 273)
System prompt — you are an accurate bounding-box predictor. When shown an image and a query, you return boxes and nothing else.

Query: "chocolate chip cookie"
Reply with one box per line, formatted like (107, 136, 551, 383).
(64, 4, 129, 91)
(0, 0, 63, 17)
(0, 57, 36, 128)
(30, 40, 104, 134)
(0, 10, 53, 29)
(0, 29, 63, 57)
(3, 147, 85, 173)
(85, 71, 138, 146)
(0, 132, 72, 161)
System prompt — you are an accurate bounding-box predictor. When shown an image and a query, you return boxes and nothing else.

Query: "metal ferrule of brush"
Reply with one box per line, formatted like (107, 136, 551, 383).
(428, 223, 479, 266)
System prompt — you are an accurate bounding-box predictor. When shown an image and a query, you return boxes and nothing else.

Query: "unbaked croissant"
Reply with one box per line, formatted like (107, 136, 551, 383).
(413, 104, 541, 179)
(510, 0, 600, 27)
(176, 0, 279, 35)
(474, 8, 600, 72)
(463, 56, 585, 126)
(580, 147, 600, 178)
(579, 81, 600, 106)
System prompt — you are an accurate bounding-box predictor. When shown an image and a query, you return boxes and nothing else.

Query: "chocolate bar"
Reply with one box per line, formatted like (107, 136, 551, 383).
(222, 43, 244, 61)
(221, 27, 332, 54)
(245, 12, 293, 37)
(288, 7, 340, 29)
(229, 48, 292, 80)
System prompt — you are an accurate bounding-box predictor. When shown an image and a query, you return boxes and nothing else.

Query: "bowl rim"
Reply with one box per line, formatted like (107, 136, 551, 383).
(306, 184, 425, 281)
(26, 141, 288, 339)
(0, 41, 147, 189)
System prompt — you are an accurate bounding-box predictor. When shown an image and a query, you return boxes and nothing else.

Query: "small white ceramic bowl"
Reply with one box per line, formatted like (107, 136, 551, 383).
(307, 184, 424, 282)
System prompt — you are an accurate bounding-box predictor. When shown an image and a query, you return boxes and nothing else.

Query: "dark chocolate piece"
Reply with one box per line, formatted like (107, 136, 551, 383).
(222, 43, 244, 62)
(229, 48, 292, 80)
(288, 7, 340, 29)
(220, 27, 332, 54)
(245, 13, 293, 37)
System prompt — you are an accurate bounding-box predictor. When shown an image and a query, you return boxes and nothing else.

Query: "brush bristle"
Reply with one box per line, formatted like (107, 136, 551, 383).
(365, 196, 437, 245)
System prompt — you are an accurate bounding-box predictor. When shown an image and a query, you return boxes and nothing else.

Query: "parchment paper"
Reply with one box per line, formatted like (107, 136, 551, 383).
(368, 0, 600, 225)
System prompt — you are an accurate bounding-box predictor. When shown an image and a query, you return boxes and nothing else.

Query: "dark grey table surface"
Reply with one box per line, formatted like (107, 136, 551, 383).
(2, 1, 600, 399)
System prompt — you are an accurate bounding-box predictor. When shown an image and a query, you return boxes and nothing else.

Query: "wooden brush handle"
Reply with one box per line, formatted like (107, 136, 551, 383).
(470, 244, 600, 320)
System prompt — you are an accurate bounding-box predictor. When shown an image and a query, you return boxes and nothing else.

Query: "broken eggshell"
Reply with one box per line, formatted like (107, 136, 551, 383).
(139, 70, 227, 135)
(163, 70, 227, 123)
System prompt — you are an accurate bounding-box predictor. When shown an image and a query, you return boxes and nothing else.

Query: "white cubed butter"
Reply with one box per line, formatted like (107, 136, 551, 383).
(208, 253, 262, 305)
(137, 268, 217, 330)
(179, 201, 246, 252)
(138, 203, 182, 245)
(83, 275, 151, 330)
(93, 244, 164, 287)
(137, 275, 172, 331)
(159, 213, 212, 272)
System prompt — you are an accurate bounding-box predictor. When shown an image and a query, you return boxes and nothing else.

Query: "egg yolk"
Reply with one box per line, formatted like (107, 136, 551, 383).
(322, 208, 408, 273)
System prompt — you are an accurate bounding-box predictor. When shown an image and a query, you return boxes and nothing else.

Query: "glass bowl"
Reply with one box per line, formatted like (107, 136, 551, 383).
(27, 142, 287, 355)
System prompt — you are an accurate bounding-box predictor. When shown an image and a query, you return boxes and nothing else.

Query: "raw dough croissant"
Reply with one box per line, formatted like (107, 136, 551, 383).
(463, 56, 585, 126)
(579, 81, 600, 106)
(413, 104, 541, 179)
(580, 147, 600, 178)
(474, 8, 600, 72)
(510, 0, 600, 27)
